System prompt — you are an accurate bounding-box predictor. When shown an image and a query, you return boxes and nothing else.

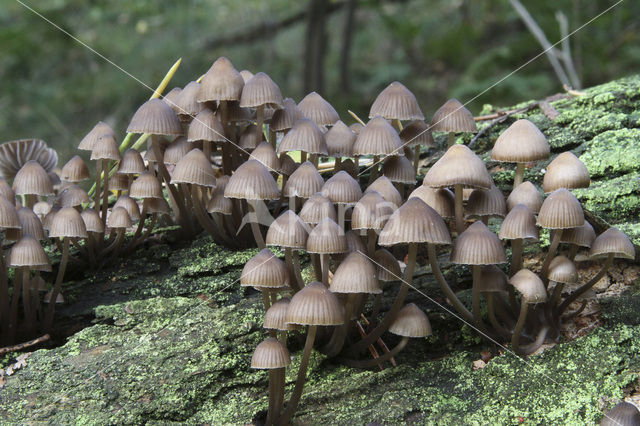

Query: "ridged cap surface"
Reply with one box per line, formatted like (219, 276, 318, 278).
(278, 118, 328, 155)
(285, 281, 344, 326)
(270, 98, 303, 132)
(374, 248, 401, 282)
(284, 162, 324, 198)
(477, 265, 509, 293)
(239, 72, 283, 109)
(49, 207, 88, 238)
(382, 155, 416, 184)
(78, 122, 115, 151)
(491, 119, 549, 163)
(466, 185, 506, 219)
(589, 228, 635, 260)
(250, 338, 290, 369)
(126, 98, 183, 136)
(90, 134, 121, 161)
(306, 218, 347, 254)
(241, 248, 289, 289)
(422, 144, 492, 189)
(12, 161, 54, 196)
(537, 188, 584, 229)
(174, 81, 203, 120)
(430, 99, 477, 133)
(399, 121, 435, 147)
(297, 92, 339, 126)
(163, 137, 192, 165)
(225, 160, 279, 200)
(113, 195, 141, 222)
(17, 207, 44, 240)
(509, 269, 547, 304)
(249, 142, 280, 172)
(266, 210, 309, 249)
(107, 207, 132, 229)
(264, 298, 299, 331)
(499, 204, 539, 240)
(366, 176, 403, 208)
(379, 198, 451, 246)
(8, 235, 51, 271)
(542, 152, 590, 193)
(353, 116, 403, 156)
(450, 221, 506, 265)
(548, 255, 578, 284)
(558, 222, 596, 248)
(197, 57, 244, 103)
(81, 209, 104, 233)
(369, 81, 424, 121)
(129, 172, 162, 199)
(331, 251, 381, 294)
(325, 120, 356, 157)
(389, 303, 432, 337)
(239, 124, 265, 150)
(507, 181, 543, 213)
(345, 230, 366, 253)
(57, 185, 90, 208)
(299, 193, 337, 225)
(171, 149, 216, 187)
(144, 197, 171, 215)
(408, 186, 454, 218)
(118, 149, 146, 175)
(60, 155, 90, 182)
(187, 108, 226, 143)
(321, 171, 362, 204)
(352, 191, 394, 230)
(600, 402, 640, 426)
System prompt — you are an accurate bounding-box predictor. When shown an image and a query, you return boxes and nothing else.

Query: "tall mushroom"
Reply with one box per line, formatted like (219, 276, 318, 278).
(430, 98, 477, 148)
(509, 269, 548, 356)
(251, 337, 291, 426)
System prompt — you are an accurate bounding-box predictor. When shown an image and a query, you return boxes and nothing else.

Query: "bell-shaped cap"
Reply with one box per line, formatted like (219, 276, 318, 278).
(507, 181, 543, 213)
(241, 248, 289, 289)
(366, 176, 403, 209)
(187, 108, 226, 143)
(330, 251, 381, 294)
(351, 191, 394, 230)
(107, 207, 132, 229)
(600, 402, 640, 426)
(408, 186, 454, 219)
(389, 303, 432, 338)
(57, 185, 90, 208)
(297, 92, 339, 126)
(224, 160, 279, 200)
(17, 207, 44, 240)
(369, 81, 424, 121)
(542, 152, 590, 193)
(163, 136, 192, 165)
(557, 222, 596, 248)
(325, 120, 356, 157)
(60, 155, 90, 183)
(491, 119, 549, 163)
(400, 121, 435, 147)
(173, 81, 203, 120)
(382, 155, 416, 184)
(299, 193, 336, 225)
(499, 204, 539, 241)
(285, 281, 344, 326)
(345, 229, 366, 253)
(206, 176, 232, 215)
(109, 171, 130, 191)
(321, 171, 362, 204)
(266, 210, 309, 249)
(451, 221, 506, 265)
(90, 134, 121, 161)
(306, 218, 347, 254)
(144, 197, 171, 216)
(12, 161, 54, 196)
(8, 235, 51, 271)
(0, 196, 21, 230)
(379, 198, 451, 246)
(277, 118, 328, 155)
(284, 162, 324, 199)
(32, 201, 50, 220)
(423, 144, 492, 189)
(163, 87, 182, 114)
(171, 149, 216, 187)
(249, 141, 280, 172)
(279, 153, 298, 176)
(264, 298, 300, 331)
(430, 99, 477, 133)
(270, 98, 303, 132)
(126, 98, 183, 136)
(49, 207, 88, 238)
(113, 195, 141, 222)
(129, 172, 162, 199)
(465, 184, 506, 219)
(353, 116, 403, 156)
(537, 188, 584, 229)
(78, 121, 115, 151)
(250, 337, 291, 369)
(509, 269, 547, 304)
(81, 209, 104, 234)
(239, 72, 283, 109)
(374, 248, 401, 282)
(118, 149, 146, 175)
(239, 124, 265, 150)
(548, 255, 578, 284)
(197, 57, 244, 103)
(477, 265, 509, 293)
(589, 228, 635, 260)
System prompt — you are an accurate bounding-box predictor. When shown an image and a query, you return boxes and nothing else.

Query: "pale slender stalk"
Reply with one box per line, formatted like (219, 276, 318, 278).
(43, 237, 69, 331)
(413, 146, 421, 174)
(248, 200, 266, 249)
(320, 253, 329, 286)
(447, 132, 455, 147)
(513, 163, 526, 189)
(101, 159, 109, 227)
(454, 183, 465, 235)
(541, 229, 563, 288)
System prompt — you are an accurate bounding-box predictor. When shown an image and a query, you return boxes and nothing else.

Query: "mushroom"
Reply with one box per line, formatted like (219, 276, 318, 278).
(283, 162, 324, 211)
(240, 72, 284, 149)
(542, 151, 590, 193)
(324, 120, 356, 171)
(277, 118, 327, 166)
(297, 91, 339, 128)
(321, 171, 362, 228)
(12, 161, 54, 209)
(600, 401, 640, 426)
(298, 193, 337, 226)
(506, 181, 543, 213)
(430, 98, 477, 148)
(173, 81, 204, 123)
(266, 210, 309, 292)
(77, 121, 116, 152)
(351, 191, 394, 257)
(187, 108, 226, 160)
(509, 269, 548, 356)
(306, 218, 347, 285)
(241, 248, 289, 313)
(251, 337, 290, 426)
(352, 116, 404, 183)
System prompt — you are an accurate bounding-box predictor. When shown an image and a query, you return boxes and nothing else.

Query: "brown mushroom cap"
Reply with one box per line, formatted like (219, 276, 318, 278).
(306, 218, 347, 254)
(330, 251, 381, 294)
(90, 134, 121, 161)
(509, 268, 547, 303)
(270, 98, 303, 132)
(171, 149, 216, 187)
(126, 98, 183, 136)
(197, 57, 244, 103)
(278, 153, 298, 176)
(239, 72, 283, 109)
(129, 172, 162, 199)
(407, 186, 454, 219)
(239, 124, 265, 150)
(352, 116, 403, 157)
(12, 160, 54, 196)
(351, 191, 394, 231)
(283, 161, 324, 199)
(241, 248, 289, 289)
(299, 193, 337, 225)
(369, 81, 424, 121)
(163, 87, 183, 114)
(277, 118, 328, 156)
(78, 121, 116, 151)
(465, 185, 506, 219)
(389, 303, 432, 338)
(498, 204, 539, 241)
(491, 119, 549, 163)
(379, 198, 451, 246)
(450, 221, 506, 265)
(382, 155, 416, 184)
(16, 207, 44, 240)
(365, 176, 403, 208)
(506, 181, 543, 213)
(537, 188, 584, 229)
(174, 81, 204, 121)
(250, 337, 291, 369)
(187, 108, 226, 143)
(430, 99, 477, 133)
(118, 149, 146, 175)
(163, 137, 193, 166)
(49, 207, 88, 238)
(224, 160, 280, 200)
(477, 265, 509, 293)
(542, 152, 590, 193)
(285, 281, 344, 326)
(325, 120, 356, 157)
(556, 222, 596, 248)
(422, 144, 492, 189)
(548, 255, 578, 284)
(107, 207, 132, 229)
(81, 209, 104, 234)
(321, 171, 363, 205)
(374, 248, 401, 282)
(399, 121, 435, 147)
(60, 155, 90, 183)
(144, 197, 171, 216)
(57, 185, 90, 208)
(345, 229, 367, 253)
(264, 298, 300, 331)
(248, 141, 280, 172)
(266, 210, 309, 249)
(8, 235, 51, 271)
(113, 195, 141, 222)
(589, 228, 635, 260)
(297, 92, 339, 127)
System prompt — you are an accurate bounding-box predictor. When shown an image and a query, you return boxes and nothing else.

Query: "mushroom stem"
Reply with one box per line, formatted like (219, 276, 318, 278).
(311, 253, 322, 282)
(262, 290, 271, 312)
(334, 157, 342, 172)
(513, 163, 525, 189)
(277, 325, 318, 426)
(102, 229, 125, 256)
(413, 146, 421, 174)
(338, 336, 409, 369)
(368, 155, 380, 184)
(191, 185, 228, 244)
(518, 325, 549, 356)
(447, 132, 455, 148)
(269, 129, 277, 150)
(248, 200, 266, 249)
(541, 229, 563, 288)
(323, 293, 357, 357)
(94, 162, 102, 222)
(8, 269, 23, 342)
(320, 254, 329, 286)
(471, 265, 483, 324)
(141, 213, 158, 240)
(284, 248, 301, 293)
(300, 151, 307, 163)
(454, 183, 465, 235)
(511, 301, 529, 356)
(256, 105, 265, 140)
(292, 250, 304, 291)
(101, 159, 110, 227)
(266, 367, 285, 426)
(43, 237, 69, 331)
(557, 253, 614, 315)
(0, 239, 11, 338)
(343, 242, 417, 357)
(366, 229, 376, 258)
(509, 238, 524, 276)
(427, 243, 474, 324)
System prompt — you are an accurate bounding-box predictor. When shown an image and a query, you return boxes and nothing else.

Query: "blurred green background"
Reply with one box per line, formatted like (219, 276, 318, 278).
(1, 0, 639, 163)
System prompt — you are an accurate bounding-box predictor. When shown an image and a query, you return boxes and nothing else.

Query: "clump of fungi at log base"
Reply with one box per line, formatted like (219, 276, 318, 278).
(0, 56, 635, 424)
